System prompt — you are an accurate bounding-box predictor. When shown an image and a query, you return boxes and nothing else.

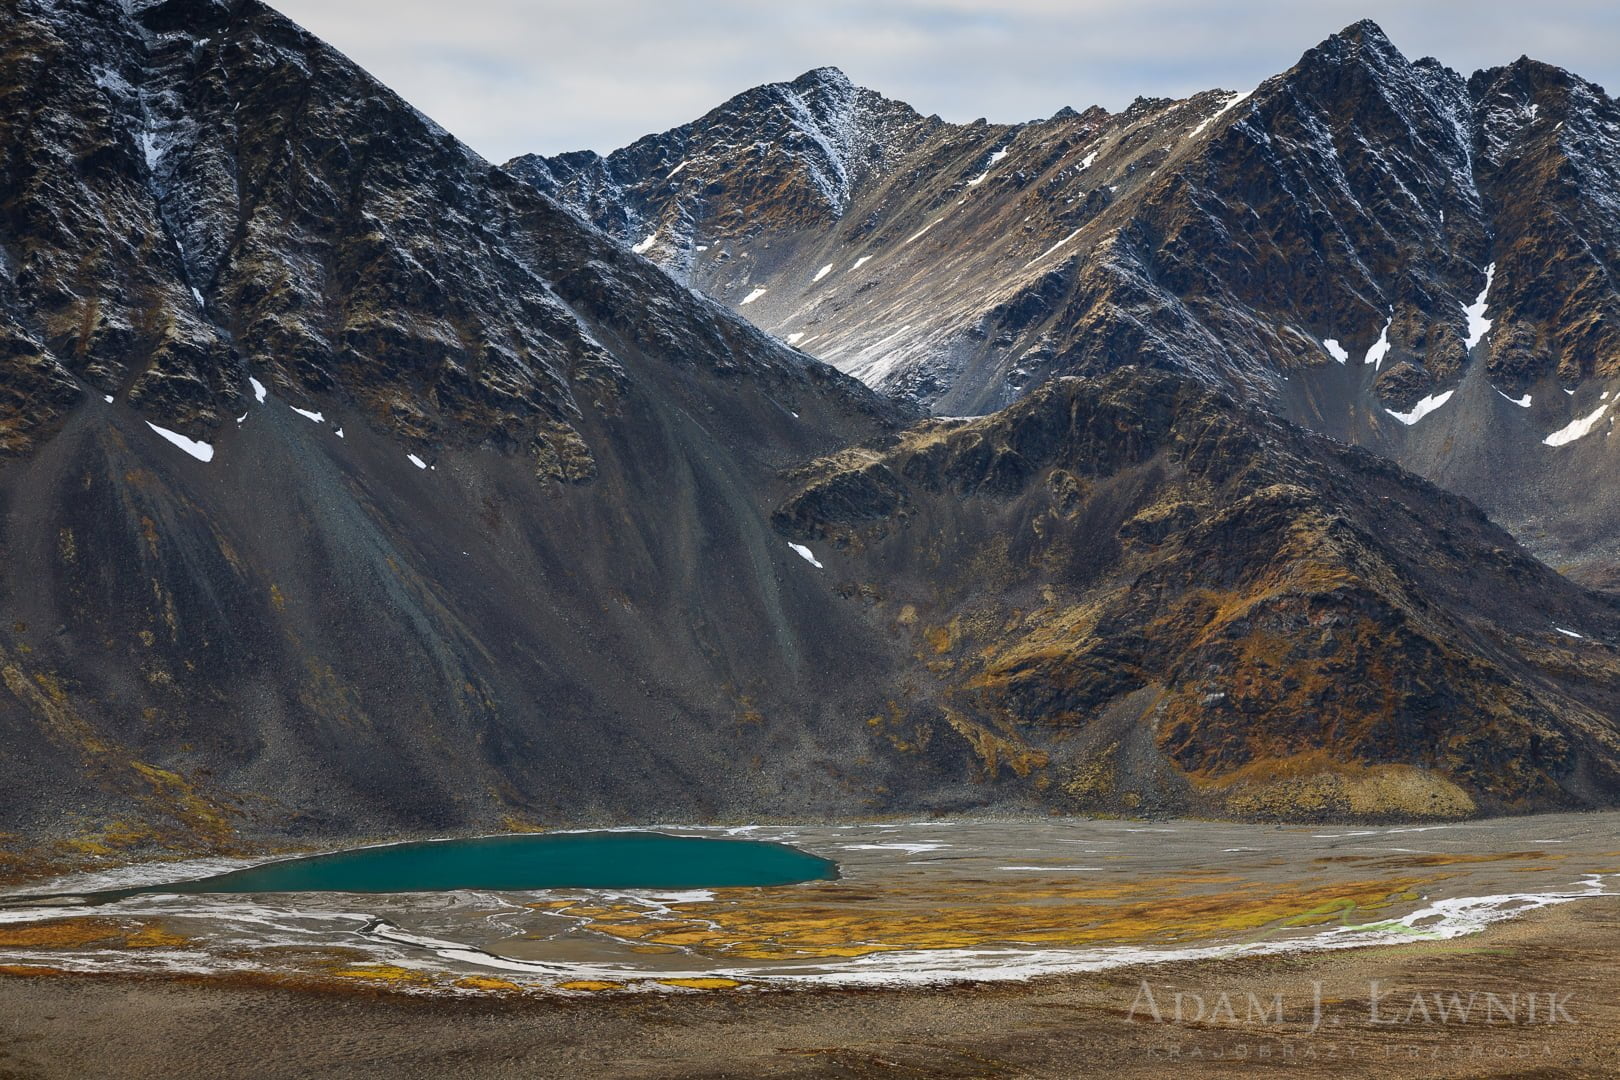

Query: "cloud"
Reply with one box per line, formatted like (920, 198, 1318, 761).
(269, 0, 1620, 162)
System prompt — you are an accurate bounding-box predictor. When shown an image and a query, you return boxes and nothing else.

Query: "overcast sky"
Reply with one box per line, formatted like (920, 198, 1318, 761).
(271, 1, 1619, 163)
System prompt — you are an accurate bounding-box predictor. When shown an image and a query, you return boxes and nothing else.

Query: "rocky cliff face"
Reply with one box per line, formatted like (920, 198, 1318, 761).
(1, 1, 1617, 866)
(514, 22, 1620, 580)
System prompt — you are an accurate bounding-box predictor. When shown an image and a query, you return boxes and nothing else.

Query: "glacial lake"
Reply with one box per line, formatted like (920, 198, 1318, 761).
(3, 815, 1617, 992)
(81, 832, 838, 902)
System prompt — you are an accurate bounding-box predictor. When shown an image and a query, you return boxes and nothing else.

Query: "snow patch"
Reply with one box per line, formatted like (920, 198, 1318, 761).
(631, 230, 659, 255)
(666, 160, 688, 179)
(1322, 338, 1349, 364)
(841, 843, 945, 855)
(1496, 390, 1532, 408)
(740, 287, 768, 305)
(250, 378, 267, 403)
(966, 146, 1011, 187)
(145, 422, 213, 462)
(785, 332, 804, 345)
(1464, 262, 1495, 349)
(905, 218, 943, 244)
(851, 255, 872, 270)
(1555, 627, 1584, 639)
(1385, 390, 1454, 426)
(93, 66, 133, 95)
(291, 407, 324, 424)
(1365, 317, 1393, 368)
(334, 428, 344, 439)
(788, 543, 823, 569)
(1079, 150, 1099, 170)
(812, 263, 834, 283)
(407, 453, 428, 470)
(1026, 228, 1082, 268)
(1189, 90, 1251, 137)
(139, 130, 163, 170)
(1544, 404, 1610, 446)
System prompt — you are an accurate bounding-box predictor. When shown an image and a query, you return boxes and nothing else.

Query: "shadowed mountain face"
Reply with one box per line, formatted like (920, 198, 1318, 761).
(0, 1, 1617, 862)
(774, 370, 1620, 821)
(0, 0, 917, 855)
(511, 22, 1620, 581)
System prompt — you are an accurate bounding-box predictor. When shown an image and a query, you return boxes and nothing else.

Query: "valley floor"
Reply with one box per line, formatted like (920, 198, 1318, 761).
(0, 895, 1614, 1079)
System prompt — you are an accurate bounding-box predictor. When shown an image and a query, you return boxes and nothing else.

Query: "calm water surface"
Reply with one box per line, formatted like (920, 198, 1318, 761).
(99, 832, 836, 897)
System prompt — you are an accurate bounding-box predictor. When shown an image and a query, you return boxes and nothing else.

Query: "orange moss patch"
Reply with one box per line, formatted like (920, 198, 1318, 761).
(658, 978, 741, 990)
(556, 980, 621, 992)
(124, 924, 189, 948)
(0, 919, 186, 951)
(455, 976, 524, 992)
(544, 874, 1433, 962)
(944, 711, 1048, 780)
(331, 965, 431, 985)
(0, 964, 63, 977)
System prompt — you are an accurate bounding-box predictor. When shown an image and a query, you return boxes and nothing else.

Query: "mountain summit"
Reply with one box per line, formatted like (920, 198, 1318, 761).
(508, 65, 940, 277)
(513, 21, 1620, 582)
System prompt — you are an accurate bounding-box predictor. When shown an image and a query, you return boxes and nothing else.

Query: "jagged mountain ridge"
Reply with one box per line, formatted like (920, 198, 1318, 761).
(0, 0, 1617, 866)
(508, 67, 942, 286)
(1, 0, 901, 469)
(512, 22, 1620, 581)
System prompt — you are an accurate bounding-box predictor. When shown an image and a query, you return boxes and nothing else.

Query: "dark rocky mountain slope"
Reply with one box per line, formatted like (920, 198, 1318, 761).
(513, 23, 1620, 582)
(0, 1, 1617, 869)
(775, 370, 1620, 820)
(0, 0, 911, 864)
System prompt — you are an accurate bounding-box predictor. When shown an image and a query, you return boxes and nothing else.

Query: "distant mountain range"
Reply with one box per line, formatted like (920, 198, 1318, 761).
(0, 1, 1616, 868)
(510, 22, 1620, 585)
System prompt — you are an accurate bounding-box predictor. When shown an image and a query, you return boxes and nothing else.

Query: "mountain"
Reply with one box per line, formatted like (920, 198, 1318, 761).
(510, 23, 1620, 582)
(0, 0, 1617, 870)
(774, 369, 1620, 820)
(0, 0, 914, 864)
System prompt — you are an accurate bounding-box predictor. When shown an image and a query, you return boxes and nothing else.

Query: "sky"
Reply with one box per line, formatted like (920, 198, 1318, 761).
(271, 1, 1620, 163)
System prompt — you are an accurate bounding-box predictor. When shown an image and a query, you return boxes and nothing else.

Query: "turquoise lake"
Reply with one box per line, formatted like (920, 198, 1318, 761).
(105, 832, 838, 898)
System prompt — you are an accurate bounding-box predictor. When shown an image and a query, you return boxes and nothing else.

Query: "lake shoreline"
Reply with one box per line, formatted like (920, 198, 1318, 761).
(0, 893, 1615, 1077)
